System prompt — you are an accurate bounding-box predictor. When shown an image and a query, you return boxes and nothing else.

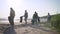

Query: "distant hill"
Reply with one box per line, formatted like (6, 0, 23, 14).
(40, 13, 60, 18)
(0, 18, 7, 21)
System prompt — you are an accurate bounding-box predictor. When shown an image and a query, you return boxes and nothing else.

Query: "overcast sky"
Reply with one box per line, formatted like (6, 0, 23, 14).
(0, 0, 60, 19)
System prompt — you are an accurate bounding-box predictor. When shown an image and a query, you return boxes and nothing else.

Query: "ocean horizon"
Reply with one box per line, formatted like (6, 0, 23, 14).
(0, 18, 47, 23)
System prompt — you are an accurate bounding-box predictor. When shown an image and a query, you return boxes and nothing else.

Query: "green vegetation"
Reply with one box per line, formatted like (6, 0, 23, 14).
(51, 14, 60, 34)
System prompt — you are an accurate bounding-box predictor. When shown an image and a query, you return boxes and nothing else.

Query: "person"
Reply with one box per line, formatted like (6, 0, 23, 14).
(47, 13, 51, 22)
(38, 16, 40, 23)
(20, 16, 23, 23)
(24, 10, 28, 24)
(8, 7, 15, 26)
(31, 11, 38, 25)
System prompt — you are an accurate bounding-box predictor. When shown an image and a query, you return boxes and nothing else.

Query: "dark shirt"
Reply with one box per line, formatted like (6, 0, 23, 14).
(33, 13, 38, 19)
(24, 12, 28, 18)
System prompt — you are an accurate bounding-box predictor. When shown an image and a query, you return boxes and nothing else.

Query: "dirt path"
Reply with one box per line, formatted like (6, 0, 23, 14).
(3, 22, 56, 34)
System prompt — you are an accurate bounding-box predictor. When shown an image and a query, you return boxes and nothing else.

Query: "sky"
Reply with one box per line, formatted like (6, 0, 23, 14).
(0, 0, 60, 19)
